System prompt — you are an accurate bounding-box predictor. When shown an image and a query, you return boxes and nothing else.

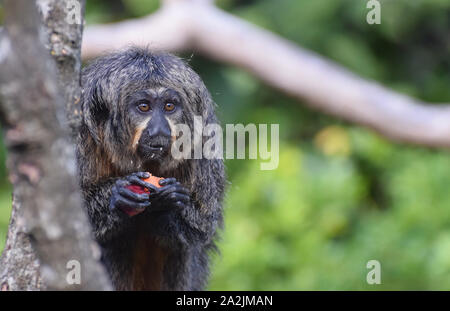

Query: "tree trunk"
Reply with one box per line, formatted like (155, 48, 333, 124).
(0, 0, 111, 290)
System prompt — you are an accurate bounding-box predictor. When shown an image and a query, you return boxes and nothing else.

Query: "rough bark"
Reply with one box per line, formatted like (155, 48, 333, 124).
(0, 0, 111, 290)
(39, 0, 85, 130)
(82, 0, 450, 148)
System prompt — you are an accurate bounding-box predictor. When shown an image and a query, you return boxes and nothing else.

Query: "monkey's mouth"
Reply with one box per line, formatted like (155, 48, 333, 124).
(137, 141, 171, 163)
(145, 143, 170, 156)
(147, 144, 166, 152)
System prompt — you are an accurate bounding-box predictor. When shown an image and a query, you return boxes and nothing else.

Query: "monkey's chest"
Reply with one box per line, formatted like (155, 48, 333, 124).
(130, 235, 168, 291)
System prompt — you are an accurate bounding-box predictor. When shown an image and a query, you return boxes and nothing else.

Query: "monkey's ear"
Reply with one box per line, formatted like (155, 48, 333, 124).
(81, 80, 109, 144)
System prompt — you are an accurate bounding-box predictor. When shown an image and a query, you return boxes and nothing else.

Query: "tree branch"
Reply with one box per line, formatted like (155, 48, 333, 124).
(82, 0, 450, 148)
(0, 0, 111, 290)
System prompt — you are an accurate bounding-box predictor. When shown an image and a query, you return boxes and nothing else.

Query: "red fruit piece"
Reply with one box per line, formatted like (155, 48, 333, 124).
(126, 184, 148, 194)
(122, 174, 164, 217)
(125, 173, 163, 194)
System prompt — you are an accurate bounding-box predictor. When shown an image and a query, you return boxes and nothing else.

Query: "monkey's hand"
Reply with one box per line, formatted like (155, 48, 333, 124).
(109, 172, 152, 216)
(147, 178, 191, 212)
(145, 177, 204, 245)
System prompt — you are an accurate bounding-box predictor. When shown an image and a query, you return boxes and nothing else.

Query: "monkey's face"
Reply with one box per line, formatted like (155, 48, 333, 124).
(82, 49, 216, 176)
(127, 87, 184, 166)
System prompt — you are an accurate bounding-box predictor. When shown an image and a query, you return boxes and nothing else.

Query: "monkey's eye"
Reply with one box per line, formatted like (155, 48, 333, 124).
(164, 102, 176, 112)
(137, 102, 150, 112)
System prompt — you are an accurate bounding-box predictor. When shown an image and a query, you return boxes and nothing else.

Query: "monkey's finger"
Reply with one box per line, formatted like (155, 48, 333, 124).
(134, 172, 150, 179)
(159, 178, 177, 186)
(118, 187, 150, 202)
(158, 188, 190, 203)
(159, 183, 187, 192)
(116, 196, 151, 210)
(159, 185, 189, 197)
(115, 179, 129, 187)
(141, 182, 161, 194)
(127, 175, 144, 184)
(128, 175, 160, 192)
(160, 192, 190, 203)
(165, 193, 190, 204)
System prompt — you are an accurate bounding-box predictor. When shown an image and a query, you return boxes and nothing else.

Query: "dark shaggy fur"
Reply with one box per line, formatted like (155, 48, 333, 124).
(76, 47, 225, 290)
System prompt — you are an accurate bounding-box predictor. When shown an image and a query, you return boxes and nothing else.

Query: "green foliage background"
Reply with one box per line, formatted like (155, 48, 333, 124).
(0, 0, 449, 290)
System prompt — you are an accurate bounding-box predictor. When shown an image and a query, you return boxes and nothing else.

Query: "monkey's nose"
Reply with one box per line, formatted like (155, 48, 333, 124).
(147, 125, 171, 138)
(146, 115, 172, 138)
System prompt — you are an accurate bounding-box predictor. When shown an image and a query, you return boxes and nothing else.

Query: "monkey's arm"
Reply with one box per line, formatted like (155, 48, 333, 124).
(180, 158, 225, 245)
(82, 179, 128, 243)
(81, 172, 152, 243)
(147, 159, 225, 247)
